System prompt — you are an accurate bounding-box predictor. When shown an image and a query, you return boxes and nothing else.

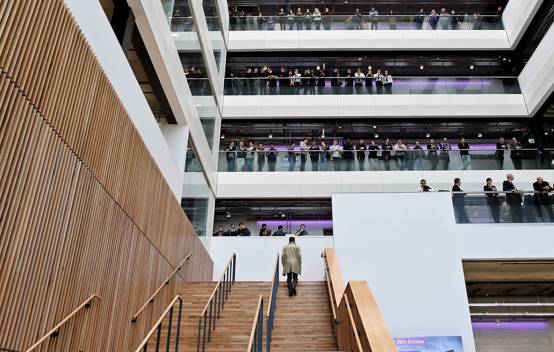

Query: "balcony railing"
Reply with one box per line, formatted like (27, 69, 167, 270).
(452, 191, 554, 224)
(168, 15, 503, 32)
(220, 77, 520, 96)
(218, 149, 554, 172)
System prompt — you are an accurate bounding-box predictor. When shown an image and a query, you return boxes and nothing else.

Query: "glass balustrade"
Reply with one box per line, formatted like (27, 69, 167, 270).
(452, 191, 554, 224)
(217, 149, 554, 172)
(219, 77, 520, 95)
(225, 15, 503, 31)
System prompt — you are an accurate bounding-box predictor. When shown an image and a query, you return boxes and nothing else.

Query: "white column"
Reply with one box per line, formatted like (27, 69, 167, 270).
(502, 0, 544, 47)
(127, 0, 217, 190)
(159, 121, 189, 174)
(64, 0, 184, 200)
(518, 23, 554, 115)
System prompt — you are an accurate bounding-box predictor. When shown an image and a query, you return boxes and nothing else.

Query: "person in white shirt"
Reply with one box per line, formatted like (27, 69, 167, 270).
(294, 69, 302, 85)
(329, 140, 343, 171)
(393, 139, 408, 170)
(313, 8, 322, 30)
(374, 69, 383, 94)
(299, 138, 308, 171)
(354, 68, 365, 86)
(383, 70, 393, 94)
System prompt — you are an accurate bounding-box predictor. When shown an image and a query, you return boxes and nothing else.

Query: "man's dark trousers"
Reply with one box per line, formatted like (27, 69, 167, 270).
(287, 272, 298, 296)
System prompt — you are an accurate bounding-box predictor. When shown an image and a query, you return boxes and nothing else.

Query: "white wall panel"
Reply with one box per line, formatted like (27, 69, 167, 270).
(228, 30, 510, 51)
(210, 237, 334, 281)
(332, 192, 476, 351)
(222, 94, 529, 118)
(461, 224, 554, 260)
(217, 170, 554, 198)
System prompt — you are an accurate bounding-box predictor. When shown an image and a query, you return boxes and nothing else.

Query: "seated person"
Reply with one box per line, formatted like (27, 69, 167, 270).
(259, 223, 272, 236)
(273, 225, 286, 236)
(227, 224, 238, 236)
(213, 225, 226, 236)
(237, 222, 251, 236)
(295, 224, 309, 236)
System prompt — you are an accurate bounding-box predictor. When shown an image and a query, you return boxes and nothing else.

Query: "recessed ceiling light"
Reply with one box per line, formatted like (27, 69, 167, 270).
(268, 133, 273, 139)
(419, 65, 424, 70)
(374, 133, 379, 138)
(478, 133, 483, 138)
(426, 133, 430, 138)
(469, 65, 474, 70)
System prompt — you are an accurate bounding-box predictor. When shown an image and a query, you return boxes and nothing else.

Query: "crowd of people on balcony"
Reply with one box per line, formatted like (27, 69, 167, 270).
(213, 223, 310, 236)
(228, 6, 503, 31)
(222, 137, 528, 172)
(420, 175, 553, 223)
(225, 66, 395, 94)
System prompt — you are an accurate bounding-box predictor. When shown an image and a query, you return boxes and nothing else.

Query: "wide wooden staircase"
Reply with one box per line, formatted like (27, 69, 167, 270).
(134, 250, 398, 352)
(269, 281, 337, 351)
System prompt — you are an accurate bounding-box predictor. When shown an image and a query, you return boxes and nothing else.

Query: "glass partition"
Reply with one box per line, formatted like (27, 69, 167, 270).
(221, 77, 520, 95)
(225, 14, 503, 31)
(452, 191, 554, 224)
(217, 149, 554, 172)
(183, 141, 213, 236)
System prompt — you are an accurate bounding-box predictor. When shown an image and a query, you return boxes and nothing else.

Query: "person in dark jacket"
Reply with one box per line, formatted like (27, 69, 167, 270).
(213, 225, 226, 236)
(452, 178, 469, 223)
(343, 139, 354, 171)
(267, 143, 278, 172)
(484, 178, 500, 223)
(495, 137, 508, 169)
(309, 141, 320, 171)
(228, 224, 238, 236)
(503, 174, 523, 222)
(533, 176, 553, 220)
(273, 225, 286, 236)
(414, 9, 425, 29)
(225, 141, 237, 172)
(237, 222, 251, 236)
(259, 223, 272, 236)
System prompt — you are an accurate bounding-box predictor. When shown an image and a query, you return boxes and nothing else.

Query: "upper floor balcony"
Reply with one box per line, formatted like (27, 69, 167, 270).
(217, 76, 528, 118)
(168, 0, 544, 50)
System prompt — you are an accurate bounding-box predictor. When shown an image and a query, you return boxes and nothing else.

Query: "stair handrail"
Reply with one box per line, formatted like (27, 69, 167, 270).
(341, 293, 364, 351)
(266, 253, 279, 352)
(246, 295, 264, 352)
(132, 253, 193, 322)
(133, 295, 183, 352)
(24, 294, 102, 352)
(197, 253, 237, 352)
(323, 248, 397, 352)
(322, 248, 345, 323)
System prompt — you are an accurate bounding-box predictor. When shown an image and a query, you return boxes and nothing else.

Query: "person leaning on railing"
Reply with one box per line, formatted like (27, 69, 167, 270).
(484, 178, 501, 223)
(533, 177, 554, 220)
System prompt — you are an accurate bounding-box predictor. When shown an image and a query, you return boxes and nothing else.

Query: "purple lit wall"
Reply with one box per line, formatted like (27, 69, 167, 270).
(256, 220, 333, 228)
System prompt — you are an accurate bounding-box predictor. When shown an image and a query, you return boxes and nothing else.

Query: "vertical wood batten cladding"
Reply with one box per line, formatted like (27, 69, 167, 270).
(0, 0, 213, 351)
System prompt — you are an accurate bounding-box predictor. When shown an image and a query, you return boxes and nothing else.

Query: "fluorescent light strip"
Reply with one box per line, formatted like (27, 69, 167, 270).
(471, 313, 554, 317)
(470, 303, 554, 307)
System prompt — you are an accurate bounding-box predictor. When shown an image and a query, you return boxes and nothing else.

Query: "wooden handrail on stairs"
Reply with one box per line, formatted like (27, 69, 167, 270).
(322, 248, 398, 352)
(197, 253, 237, 352)
(246, 295, 264, 352)
(133, 295, 183, 352)
(132, 253, 193, 322)
(24, 294, 102, 352)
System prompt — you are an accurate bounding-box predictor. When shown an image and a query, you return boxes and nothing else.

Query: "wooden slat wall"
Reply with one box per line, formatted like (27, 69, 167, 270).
(0, 0, 213, 351)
